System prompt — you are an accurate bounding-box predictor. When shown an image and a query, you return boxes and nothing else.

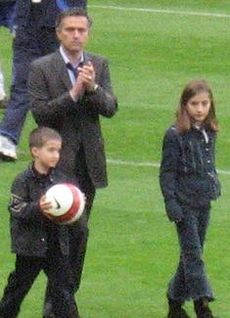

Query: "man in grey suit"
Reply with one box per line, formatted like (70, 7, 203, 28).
(28, 8, 118, 318)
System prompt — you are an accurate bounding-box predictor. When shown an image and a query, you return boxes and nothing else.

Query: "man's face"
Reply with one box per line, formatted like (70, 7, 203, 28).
(56, 16, 90, 54)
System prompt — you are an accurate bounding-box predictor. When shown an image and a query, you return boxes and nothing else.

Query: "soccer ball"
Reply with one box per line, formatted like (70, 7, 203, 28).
(45, 183, 86, 224)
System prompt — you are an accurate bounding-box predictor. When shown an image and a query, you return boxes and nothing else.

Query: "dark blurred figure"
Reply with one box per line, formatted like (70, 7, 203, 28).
(0, 0, 16, 109)
(0, 0, 87, 160)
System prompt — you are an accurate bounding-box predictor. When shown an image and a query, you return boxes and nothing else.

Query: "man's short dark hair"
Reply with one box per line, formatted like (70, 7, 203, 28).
(55, 8, 92, 29)
(29, 127, 62, 149)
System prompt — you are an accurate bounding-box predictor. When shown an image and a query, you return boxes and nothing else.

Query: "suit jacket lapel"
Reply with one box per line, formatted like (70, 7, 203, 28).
(52, 50, 72, 90)
(52, 51, 94, 91)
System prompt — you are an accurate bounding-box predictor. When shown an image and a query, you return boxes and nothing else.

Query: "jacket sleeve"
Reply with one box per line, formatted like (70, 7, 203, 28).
(84, 57, 118, 118)
(159, 127, 184, 222)
(28, 61, 77, 128)
(9, 174, 42, 221)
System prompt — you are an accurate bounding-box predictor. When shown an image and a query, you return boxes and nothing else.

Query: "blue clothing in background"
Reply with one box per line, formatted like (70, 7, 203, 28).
(0, 1, 16, 31)
(0, 0, 87, 144)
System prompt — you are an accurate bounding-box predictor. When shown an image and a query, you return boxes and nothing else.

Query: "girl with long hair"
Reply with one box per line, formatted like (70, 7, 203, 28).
(160, 80, 221, 318)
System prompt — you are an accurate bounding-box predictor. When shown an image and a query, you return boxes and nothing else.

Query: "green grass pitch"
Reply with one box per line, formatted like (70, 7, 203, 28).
(0, 1, 230, 317)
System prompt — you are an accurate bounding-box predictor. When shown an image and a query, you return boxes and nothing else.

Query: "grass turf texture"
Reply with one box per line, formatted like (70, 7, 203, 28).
(0, 1, 230, 317)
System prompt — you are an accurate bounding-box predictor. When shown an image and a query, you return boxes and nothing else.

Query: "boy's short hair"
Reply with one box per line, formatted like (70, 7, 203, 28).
(29, 127, 62, 149)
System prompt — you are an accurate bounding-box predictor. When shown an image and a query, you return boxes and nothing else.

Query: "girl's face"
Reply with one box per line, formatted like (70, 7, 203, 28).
(185, 91, 211, 125)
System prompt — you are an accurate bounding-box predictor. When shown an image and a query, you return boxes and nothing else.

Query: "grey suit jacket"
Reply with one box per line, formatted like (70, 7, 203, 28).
(28, 50, 118, 188)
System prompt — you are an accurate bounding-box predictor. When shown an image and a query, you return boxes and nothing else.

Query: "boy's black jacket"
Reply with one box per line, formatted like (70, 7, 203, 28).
(9, 164, 70, 257)
(159, 125, 221, 222)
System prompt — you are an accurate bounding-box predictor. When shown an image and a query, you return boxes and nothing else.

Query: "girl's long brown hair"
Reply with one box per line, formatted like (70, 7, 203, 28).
(175, 80, 218, 134)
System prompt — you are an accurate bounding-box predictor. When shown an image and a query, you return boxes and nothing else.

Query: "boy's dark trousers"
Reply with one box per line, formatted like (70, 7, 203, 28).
(0, 246, 78, 318)
(167, 203, 214, 302)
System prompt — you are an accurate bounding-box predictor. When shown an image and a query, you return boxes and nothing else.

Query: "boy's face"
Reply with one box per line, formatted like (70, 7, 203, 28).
(32, 139, 62, 173)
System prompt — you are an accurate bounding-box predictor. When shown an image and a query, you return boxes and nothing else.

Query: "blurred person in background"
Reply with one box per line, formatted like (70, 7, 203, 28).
(0, 0, 16, 108)
(0, 0, 87, 160)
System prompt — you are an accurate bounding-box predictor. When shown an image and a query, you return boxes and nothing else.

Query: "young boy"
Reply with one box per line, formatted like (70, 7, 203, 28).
(0, 127, 79, 318)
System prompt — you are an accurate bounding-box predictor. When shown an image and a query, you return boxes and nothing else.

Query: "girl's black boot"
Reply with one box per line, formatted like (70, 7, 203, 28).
(167, 298, 191, 318)
(194, 298, 214, 318)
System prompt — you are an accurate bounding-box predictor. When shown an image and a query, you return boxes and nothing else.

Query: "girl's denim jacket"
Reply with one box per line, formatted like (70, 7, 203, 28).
(160, 125, 221, 222)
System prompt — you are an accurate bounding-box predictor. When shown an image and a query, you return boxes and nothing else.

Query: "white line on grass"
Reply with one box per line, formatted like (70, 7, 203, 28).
(89, 5, 230, 19)
(107, 159, 230, 175)
(93, 5, 230, 173)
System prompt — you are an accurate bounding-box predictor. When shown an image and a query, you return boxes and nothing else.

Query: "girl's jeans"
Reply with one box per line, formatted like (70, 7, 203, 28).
(167, 203, 214, 302)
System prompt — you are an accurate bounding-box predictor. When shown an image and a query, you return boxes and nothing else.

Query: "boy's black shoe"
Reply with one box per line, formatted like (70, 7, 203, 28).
(167, 298, 191, 318)
(194, 298, 215, 318)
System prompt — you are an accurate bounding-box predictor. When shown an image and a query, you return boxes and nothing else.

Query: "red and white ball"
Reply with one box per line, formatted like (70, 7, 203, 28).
(45, 183, 85, 224)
